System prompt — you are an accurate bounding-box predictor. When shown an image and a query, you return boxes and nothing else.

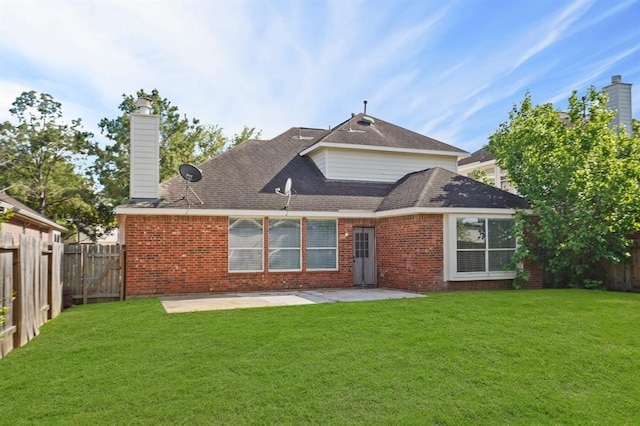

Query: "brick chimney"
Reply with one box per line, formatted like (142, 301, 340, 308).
(129, 97, 160, 200)
(603, 75, 633, 133)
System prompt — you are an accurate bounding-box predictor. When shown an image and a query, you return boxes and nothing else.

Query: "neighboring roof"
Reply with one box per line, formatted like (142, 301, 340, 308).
(300, 113, 468, 157)
(377, 167, 530, 211)
(458, 147, 495, 166)
(120, 116, 528, 213)
(0, 191, 67, 231)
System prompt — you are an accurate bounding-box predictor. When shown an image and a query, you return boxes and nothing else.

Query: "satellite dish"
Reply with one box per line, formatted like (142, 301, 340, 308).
(275, 177, 294, 209)
(284, 178, 292, 195)
(166, 164, 203, 208)
(179, 164, 202, 183)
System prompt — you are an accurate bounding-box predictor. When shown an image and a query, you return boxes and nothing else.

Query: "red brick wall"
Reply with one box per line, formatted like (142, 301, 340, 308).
(122, 213, 543, 297)
(124, 216, 373, 296)
(377, 214, 445, 292)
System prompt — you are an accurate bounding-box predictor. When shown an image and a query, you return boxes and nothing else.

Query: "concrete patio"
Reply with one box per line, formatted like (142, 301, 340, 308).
(160, 288, 425, 313)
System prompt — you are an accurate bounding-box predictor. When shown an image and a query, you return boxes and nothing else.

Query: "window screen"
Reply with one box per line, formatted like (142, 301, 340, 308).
(456, 217, 515, 274)
(228, 218, 263, 272)
(269, 219, 301, 271)
(306, 219, 337, 270)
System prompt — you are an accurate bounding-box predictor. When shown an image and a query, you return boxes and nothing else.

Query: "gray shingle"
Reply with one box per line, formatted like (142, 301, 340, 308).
(315, 113, 467, 153)
(458, 147, 494, 166)
(377, 167, 530, 211)
(121, 116, 526, 213)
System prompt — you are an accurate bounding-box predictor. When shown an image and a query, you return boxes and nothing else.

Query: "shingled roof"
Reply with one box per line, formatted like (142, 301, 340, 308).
(302, 113, 467, 154)
(0, 191, 67, 231)
(120, 115, 527, 213)
(458, 147, 495, 166)
(377, 167, 529, 211)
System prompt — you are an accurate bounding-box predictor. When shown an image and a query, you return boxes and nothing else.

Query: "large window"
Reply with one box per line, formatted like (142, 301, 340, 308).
(306, 219, 337, 270)
(269, 219, 301, 271)
(455, 217, 516, 274)
(228, 218, 263, 272)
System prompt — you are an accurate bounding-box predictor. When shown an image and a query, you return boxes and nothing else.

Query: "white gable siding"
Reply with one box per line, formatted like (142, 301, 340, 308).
(130, 114, 160, 199)
(322, 148, 458, 182)
(309, 150, 328, 175)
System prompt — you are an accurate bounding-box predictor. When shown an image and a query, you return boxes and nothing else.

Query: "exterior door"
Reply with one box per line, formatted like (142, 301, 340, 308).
(353, 227, 376, 286)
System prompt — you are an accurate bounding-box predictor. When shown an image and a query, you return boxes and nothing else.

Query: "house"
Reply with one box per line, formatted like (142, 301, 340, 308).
(115, 99, 542, 297)
(457, 148, 516, 194)
(459, 75, 634, 190)
(0, 191, 66, 246)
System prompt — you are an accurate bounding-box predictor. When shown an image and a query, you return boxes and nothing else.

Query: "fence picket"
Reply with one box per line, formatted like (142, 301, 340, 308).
(64, 244, 124, 304)
(0, 232, 16, 358)
(0, 232, 65, 359)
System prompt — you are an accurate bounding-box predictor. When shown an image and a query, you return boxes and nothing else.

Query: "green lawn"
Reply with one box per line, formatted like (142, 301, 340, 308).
(2, 290, 640, 425)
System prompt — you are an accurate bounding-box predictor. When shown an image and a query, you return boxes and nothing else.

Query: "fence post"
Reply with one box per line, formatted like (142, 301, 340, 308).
(82, 245, 88, 305)
(12, 243, 21, 349)
(0, 234, 18, 358)
(119, 245, 126, 300)
(46, 248, 53, 320)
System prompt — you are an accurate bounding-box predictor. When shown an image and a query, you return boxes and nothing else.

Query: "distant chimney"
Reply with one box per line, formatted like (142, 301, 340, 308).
(130, 96, 160, 200)
(603, 75, 633, 132)
(135, 96, 153, 115)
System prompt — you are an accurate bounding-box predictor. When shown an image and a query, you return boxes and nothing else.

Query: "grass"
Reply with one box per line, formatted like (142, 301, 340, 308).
(2, 289, 640, 425)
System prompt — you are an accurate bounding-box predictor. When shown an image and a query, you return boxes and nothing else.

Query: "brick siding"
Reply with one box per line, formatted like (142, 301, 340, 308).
(377, 214, 445, 292)
(123, 214, 543, 297)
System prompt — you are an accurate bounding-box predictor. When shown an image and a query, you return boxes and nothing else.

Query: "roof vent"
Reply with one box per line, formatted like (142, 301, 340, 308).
(292, 127, 314, 140)
(358, 116, 375, 126)
(342, 114, 365, 133)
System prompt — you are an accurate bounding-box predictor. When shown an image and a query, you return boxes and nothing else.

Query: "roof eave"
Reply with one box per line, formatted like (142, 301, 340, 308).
(458, 158, 497, 170)
(299, 142, 468, 158)
(4, 206, 68, 232)
(115, 206, 528, 218)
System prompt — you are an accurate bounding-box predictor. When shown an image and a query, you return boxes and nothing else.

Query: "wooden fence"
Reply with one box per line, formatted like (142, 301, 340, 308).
(0, 232, 64, 359)
(602, 238, 640, 292)
(64, 244, 125, 304)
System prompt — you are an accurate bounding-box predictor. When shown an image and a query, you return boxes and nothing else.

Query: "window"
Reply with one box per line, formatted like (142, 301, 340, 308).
(306, 219, 337, 270)
(229, 218, 263, 272)
(455, 217, 516, 274)
(269, 218, 301, 271)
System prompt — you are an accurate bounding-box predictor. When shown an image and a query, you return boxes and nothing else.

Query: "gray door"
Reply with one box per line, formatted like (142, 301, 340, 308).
(353, 227, 376, 286)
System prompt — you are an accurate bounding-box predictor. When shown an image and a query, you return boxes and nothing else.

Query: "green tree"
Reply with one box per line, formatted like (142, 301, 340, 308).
(228, 126, 262, 150)
(91, 89, 260, 216)
(0, 91, 100, 239)
(471, 169, 494, 186)
(488, 88, 640, 288)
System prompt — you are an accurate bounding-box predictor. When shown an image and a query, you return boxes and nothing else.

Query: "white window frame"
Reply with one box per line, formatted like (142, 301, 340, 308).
(268, 218, 302, 272)
(445, 214, 517, 281)
(306, 218, 338, 271)
(228, 218, 264, 273)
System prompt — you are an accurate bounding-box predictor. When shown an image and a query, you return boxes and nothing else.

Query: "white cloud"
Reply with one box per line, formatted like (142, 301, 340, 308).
(0, 0, 638, 152)
(511, 0, 593, 71)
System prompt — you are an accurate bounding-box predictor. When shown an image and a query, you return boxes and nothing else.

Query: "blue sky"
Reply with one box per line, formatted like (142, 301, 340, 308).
(1, 0, 639, 153)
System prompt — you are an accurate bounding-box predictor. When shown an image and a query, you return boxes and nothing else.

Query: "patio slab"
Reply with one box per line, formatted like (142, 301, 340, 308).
(160, 288, 425, 313)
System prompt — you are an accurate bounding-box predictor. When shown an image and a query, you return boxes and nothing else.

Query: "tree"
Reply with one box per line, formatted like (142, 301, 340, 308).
(0, 91, 100, 239)
(470, 169, 494, 186)
(487, 88, 640, 288)
(91, 89, 260, 220)
(228, 126, 262, 150)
